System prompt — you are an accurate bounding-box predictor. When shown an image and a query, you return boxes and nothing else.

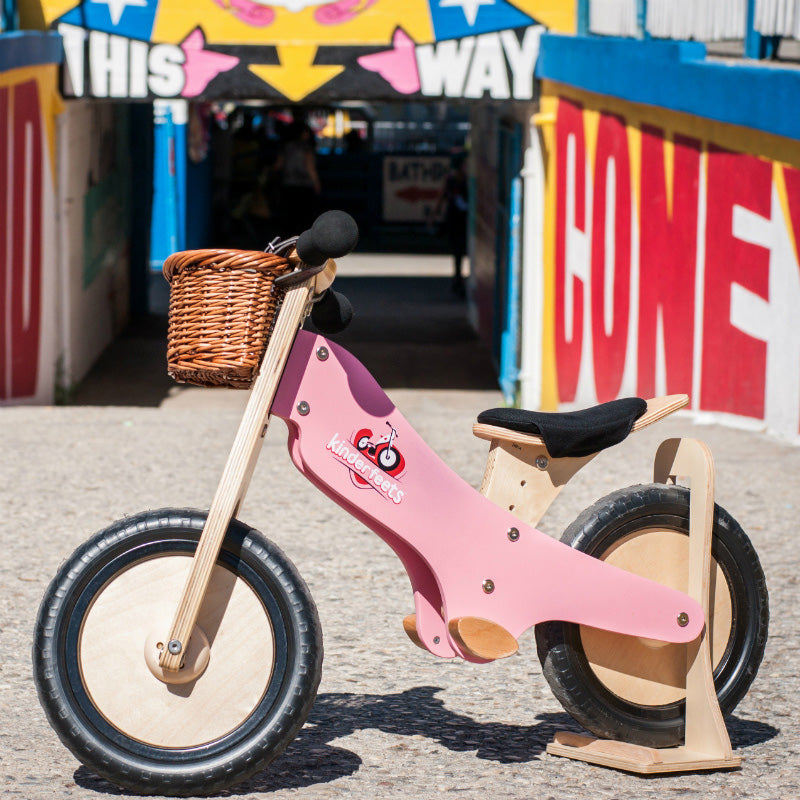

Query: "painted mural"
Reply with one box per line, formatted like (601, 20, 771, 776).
(540, 85, 800, 443)
(0, 38, 62, 403)
(25, 0, 572, 101)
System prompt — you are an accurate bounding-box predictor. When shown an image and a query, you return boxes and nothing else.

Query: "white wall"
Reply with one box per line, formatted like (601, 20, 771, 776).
(57, 101, 130, 392)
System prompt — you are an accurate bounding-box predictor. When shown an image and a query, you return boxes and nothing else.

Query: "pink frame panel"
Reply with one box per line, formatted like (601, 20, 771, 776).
(271, 332, 704, 660)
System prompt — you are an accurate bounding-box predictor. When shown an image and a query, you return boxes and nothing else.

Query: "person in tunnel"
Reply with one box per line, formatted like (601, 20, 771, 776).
(434, 154, 468, 297)
(274, 121, 322, 236)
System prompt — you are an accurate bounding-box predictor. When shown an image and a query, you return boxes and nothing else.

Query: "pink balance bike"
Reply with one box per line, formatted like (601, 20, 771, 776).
(34, 212, 768, 795)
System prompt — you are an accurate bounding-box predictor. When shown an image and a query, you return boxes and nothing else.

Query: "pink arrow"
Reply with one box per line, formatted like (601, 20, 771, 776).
(358, 28, 420, 95)
(181, 28, 240, 98)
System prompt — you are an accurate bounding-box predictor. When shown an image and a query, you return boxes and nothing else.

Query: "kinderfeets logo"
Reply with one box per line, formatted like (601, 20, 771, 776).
(326, 421, 406, 504)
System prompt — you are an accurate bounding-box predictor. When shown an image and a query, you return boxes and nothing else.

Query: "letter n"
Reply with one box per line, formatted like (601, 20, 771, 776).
(637, 126, 700, 398)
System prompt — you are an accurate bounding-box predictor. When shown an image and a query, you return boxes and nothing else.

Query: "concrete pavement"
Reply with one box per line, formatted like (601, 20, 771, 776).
(1, 254, 798, 799)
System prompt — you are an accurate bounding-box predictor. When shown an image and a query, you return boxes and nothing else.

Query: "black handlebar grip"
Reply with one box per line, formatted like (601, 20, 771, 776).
(311, 289, 354, 334)
(295, 229, 326, 267)
(295, 210, 359, 266)
(311, 210, 359, 258)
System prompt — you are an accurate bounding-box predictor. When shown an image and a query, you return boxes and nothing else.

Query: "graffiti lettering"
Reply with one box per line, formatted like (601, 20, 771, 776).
(702, 148, 771, 419)
(416, 26, 542, 101)
(553, 101, 800, 440)
(590, 112, 631, 402)
(637, 127, 700, 398)
(554, 97, 586, 403)
(388, 160, 448, 183)
(59, 24, 186, 99)
(0, 80, 43, 400)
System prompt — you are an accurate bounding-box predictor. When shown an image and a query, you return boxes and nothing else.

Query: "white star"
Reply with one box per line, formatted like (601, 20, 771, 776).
(90, 0, 148, 26)
(439, 0, 495, 27)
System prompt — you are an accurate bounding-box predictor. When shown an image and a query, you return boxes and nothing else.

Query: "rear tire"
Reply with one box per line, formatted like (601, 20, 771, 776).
(33, 509, 322, 796)
(535, 484, 768, 748)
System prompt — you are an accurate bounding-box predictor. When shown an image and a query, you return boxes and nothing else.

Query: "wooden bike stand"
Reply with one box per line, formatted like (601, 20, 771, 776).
(159, 275, 316, 672)
(546, 438, 741, 774)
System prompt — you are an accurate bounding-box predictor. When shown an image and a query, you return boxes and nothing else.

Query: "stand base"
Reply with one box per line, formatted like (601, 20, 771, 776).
(547, 732, 741, 774)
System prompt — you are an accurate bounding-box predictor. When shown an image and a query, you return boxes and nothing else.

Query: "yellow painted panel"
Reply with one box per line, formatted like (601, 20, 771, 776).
(513, 0, 575, 32)
(775, 163, 800, 267)
(22, 0, 75, 28)
(0, 64, 63, 178)
(662, 132, 674, 219)
(153, 0, 434, 48)
(536, 93, 560, 410)
(627, 123, 641, 221)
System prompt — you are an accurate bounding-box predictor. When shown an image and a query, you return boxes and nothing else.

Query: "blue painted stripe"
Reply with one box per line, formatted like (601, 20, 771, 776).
(0, 31, 62, 73)
(499, 175, 522, 404)
(536, 33, 800, 142)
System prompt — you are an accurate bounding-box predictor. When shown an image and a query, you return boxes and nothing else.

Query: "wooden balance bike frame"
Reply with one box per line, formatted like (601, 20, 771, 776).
(155, 255, 738, 774)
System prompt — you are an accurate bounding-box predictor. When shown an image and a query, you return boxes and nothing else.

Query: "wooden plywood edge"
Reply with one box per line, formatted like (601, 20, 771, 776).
(547, 736, 741, 774)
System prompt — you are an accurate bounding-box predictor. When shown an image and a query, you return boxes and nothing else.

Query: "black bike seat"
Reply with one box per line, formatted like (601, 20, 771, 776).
(476, 397, 648, 458)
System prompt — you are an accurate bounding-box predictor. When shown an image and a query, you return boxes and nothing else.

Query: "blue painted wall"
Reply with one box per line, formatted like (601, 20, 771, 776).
(537, 33, 800, 142)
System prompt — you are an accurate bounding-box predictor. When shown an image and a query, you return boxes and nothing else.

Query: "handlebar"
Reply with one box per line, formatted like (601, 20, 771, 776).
(296, 210, 359, 266)
(271, 210, 358, 333)
(273, 210, 359, 289)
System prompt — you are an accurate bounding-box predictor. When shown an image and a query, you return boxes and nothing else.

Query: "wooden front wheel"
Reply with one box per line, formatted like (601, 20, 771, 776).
(78, 553, 274, 748)
(535, 485, 768, 748)
(34, 509, 322, 796)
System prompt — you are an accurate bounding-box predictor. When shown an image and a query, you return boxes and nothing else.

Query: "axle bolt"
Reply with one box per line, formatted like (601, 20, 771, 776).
(677, 612, 690, 627)
(482, 579, 495, 594)
(167, 639, 182, 655)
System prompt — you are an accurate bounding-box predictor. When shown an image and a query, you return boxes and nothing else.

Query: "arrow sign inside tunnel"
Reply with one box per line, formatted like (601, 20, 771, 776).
(249, 45, 344, 102)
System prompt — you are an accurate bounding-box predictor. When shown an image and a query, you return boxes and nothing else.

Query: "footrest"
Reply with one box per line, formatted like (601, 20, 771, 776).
(447, 617, 518, 661)
(403, 614, 425, 650)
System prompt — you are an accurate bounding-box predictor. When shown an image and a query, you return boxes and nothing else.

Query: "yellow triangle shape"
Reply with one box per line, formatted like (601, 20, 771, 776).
(250, 45, 344, 102)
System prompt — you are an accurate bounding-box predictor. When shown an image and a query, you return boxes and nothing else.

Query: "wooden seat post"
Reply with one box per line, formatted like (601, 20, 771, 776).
(478, 438, 596, 528)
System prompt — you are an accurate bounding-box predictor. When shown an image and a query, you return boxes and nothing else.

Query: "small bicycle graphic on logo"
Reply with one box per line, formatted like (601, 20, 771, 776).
(355, 421, 404, 475)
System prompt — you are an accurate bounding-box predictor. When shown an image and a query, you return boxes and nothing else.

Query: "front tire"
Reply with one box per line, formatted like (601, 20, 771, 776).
(33, 509, 322, 796)
(377, 446, 400, 471)
(535, 484, 768, 748)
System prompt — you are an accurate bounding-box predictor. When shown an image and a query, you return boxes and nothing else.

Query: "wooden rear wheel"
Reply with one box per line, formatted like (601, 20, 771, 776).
(535, 485, 768, 748)
(34, 509, 322, 796)
(577, 527, 732, 707)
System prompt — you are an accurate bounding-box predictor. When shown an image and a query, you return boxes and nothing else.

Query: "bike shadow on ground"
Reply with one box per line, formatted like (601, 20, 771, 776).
(73, 686, 778, 796)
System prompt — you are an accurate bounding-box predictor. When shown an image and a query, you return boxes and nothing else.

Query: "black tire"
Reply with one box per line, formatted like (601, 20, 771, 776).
(377, 446, 400, 471)
(33, 509, 323, 796)
(535, 484, 768, 748)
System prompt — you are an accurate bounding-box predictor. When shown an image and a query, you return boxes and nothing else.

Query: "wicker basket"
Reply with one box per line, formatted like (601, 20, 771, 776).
(163, 249, 292, 388)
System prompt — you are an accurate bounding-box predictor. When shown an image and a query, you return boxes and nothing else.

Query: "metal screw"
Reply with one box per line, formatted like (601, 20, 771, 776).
(507, 527, 520, 542)
(482, 579, 495, 594)
(297, 401, 310, 416)
(167, 639, 183, 655)
(535, 455, 549, 470)
(677, 612, 689, 627)
(433, 636, 440, 644)
(316, 346, 329, 361)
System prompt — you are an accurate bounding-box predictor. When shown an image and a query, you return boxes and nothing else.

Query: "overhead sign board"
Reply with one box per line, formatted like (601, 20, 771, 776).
(24, 0, 572, 101)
